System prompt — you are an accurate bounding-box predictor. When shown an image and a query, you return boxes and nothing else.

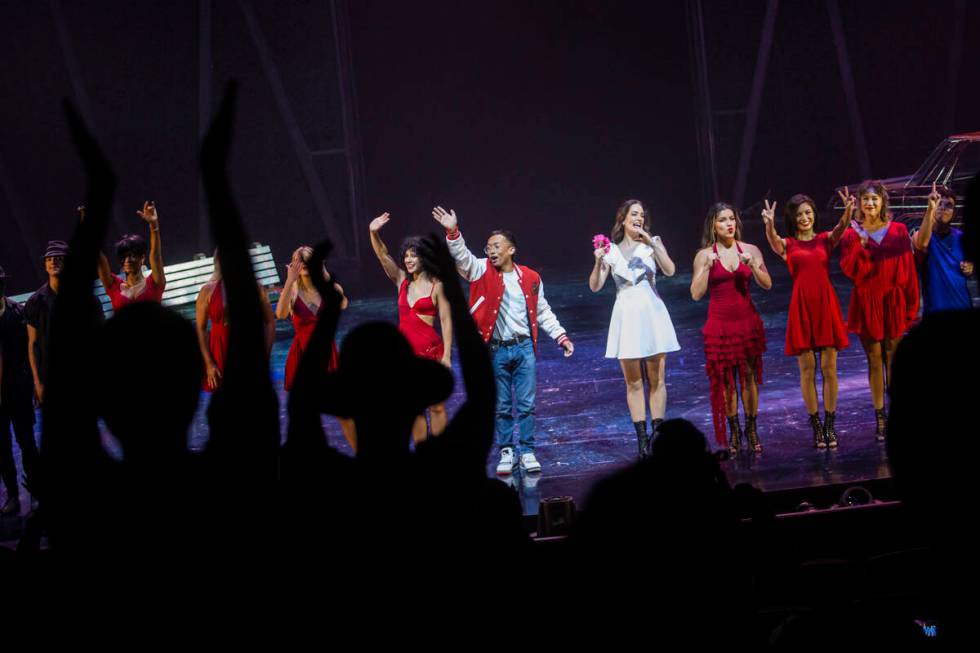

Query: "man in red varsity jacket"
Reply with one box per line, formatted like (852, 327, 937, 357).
(433, 206, 574, 475)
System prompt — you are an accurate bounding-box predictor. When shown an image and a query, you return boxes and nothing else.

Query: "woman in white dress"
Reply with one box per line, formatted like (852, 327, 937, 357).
(589, 199, 680, 457)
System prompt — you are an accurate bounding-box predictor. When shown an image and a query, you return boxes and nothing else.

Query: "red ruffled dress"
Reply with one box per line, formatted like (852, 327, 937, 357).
(783, 232, 849, 355)
(283, 295, 340, 391)
(840, 222, 919, 341)
(702, 243, 767, 445)
(398, 278, 444, 361)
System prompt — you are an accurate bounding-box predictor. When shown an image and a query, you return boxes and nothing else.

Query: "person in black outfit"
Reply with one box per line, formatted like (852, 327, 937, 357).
(0, 266, 40, 516)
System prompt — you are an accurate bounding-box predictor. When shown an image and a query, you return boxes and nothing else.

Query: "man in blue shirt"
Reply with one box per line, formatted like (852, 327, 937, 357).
(913, 185, 974, 313)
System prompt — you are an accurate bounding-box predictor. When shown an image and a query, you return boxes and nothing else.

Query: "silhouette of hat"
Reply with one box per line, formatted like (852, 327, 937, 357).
(42, 240, 69, 258)
(320, 322, 453, 418)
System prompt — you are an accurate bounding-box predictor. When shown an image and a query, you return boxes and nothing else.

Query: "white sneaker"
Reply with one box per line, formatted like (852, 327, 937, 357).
(496, 448, 515, 475)
(520, 452, 542, 473)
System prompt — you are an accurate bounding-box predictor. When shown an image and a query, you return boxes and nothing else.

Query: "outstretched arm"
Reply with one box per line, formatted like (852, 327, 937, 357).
(417, 235, 495, 456)
(137, 201, 165, 286)
(433, 206, 486, 281)
(368, 212, 405, 286)
(200, 81, 279, 474)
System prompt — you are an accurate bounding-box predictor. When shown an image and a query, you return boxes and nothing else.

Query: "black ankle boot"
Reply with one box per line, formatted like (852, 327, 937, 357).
(727, 415, 742, 455)
(824, 411, 838, 448)
(633, 421, 649, 459)
(809, 412, 826, 449)
(874, 408, 887, 442)
(745, 414, 762, 453)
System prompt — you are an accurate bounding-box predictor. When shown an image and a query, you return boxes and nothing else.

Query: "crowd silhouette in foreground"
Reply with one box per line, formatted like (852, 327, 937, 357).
(0, 83, 975, 643)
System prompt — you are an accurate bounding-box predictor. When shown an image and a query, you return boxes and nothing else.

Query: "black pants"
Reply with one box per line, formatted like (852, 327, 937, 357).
(0, 402, 38, 498)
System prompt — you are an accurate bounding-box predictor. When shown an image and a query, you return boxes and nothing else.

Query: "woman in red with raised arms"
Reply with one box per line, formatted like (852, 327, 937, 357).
(369, 212, 453, 444)
(763, 195, 851, 449)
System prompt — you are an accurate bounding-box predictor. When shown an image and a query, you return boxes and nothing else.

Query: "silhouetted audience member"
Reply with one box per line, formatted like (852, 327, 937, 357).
(570, 419, 747, 643)
(887, 170, 980, 645)
(281, 233, 528, 589)
(32, 85, 280, 591)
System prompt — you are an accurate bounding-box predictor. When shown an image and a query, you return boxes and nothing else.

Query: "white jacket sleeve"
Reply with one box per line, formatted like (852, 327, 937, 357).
(535, 281, 567, 342)
(446, 233, 487, 282)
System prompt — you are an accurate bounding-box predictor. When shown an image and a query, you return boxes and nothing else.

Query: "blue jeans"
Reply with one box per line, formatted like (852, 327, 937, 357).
(492, 339, 537, 456)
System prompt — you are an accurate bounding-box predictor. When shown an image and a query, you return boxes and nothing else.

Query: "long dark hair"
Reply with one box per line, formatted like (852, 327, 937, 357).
(611, 199, 650, 244)
(399, 236, 439, 279)
(783, 194, 819, 238)
(701, 202, 742, 248)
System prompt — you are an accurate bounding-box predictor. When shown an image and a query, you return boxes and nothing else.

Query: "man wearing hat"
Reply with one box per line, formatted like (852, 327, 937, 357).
(0, 265, 40, 515)
(24, 240, 104, 404)
(432, 206, 574, 476)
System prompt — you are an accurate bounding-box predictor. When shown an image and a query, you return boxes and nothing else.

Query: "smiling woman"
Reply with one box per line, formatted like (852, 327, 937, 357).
(589, 199, 680, 458)
(763, 194, 851, 449)
(368, 211, 453, 445)
(691, 202, 772, 454)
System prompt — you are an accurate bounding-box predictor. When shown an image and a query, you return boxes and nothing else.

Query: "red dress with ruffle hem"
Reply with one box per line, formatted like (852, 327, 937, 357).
(783, 232, 849, 356)
(702, 243, 767, 446)
(398, 278, 444, 361)
(203, 280, 228, 393)
(283, 295, 340, 391)
(839, 222, 919, 342)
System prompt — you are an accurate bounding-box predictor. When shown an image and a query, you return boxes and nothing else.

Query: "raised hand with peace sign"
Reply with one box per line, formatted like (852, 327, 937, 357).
(761, 198, 786, 258)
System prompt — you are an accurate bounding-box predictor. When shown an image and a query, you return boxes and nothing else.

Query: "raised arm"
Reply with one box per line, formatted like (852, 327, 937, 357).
(690, 248, 715, 301)
(200, 82, 280, 481)
(416, 235, 495, 456)
(830, 187, 856, 246)
(80, 205, 115, 292)
(368, 212, 406, 286)
(43, 101, 118, 520)
(137, 201, 165, 285)
(433, 206, 486, 281)
(761, 199, 786, 259)
(912, 183, 940, 252)
(275, 261, 299, 320)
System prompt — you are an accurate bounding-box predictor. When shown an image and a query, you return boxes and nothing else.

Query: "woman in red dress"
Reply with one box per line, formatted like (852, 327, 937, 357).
(763, 195, 851, 448)
(839, 181, 919, 441)
(195, 250, 275, 392)
(276, 245, 355, 449)
(369, 212, 453, 443)
(92, 201, 167, 310)
(691, 203, 772, 453)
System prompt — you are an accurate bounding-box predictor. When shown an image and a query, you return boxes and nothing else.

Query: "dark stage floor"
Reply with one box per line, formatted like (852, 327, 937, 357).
(248, 263, 895, 517)
(1, 263, 909, 534)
